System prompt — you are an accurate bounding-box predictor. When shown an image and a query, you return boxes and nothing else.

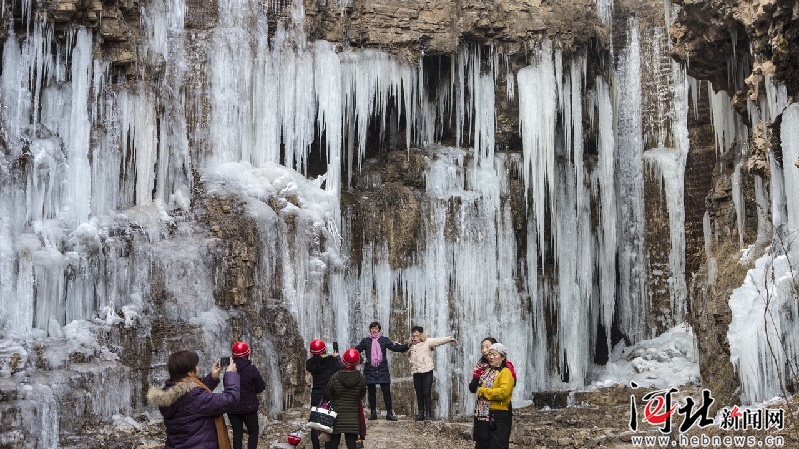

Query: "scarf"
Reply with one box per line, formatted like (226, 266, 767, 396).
(369, 333, 383, 367)
(473, 367, 500, 421)
(189, 377, 233, 449)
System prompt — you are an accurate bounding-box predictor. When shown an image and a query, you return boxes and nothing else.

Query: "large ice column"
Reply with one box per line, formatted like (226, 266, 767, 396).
(65, 29, 93, 225)
(1, 34, 32, 149)
(525, 215, 549, 391)
(594, 76, 618, 349)
(0, 182, 20, 330)
(517, 40, 557, 261)
(782, 104, 799, 236)
(210, 0, 260, 165)
(29, 384, 59, 449)
(143, 0, 192, 210)
(642, 62, 689, 326)
(314, 40, 343, 204)
(616, 17, 648, 343)
(554, 152, 595, 387)
(124, 89, 159, 207)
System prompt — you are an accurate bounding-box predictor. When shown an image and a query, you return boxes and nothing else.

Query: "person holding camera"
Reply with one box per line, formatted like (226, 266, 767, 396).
(354, 321, 409, 421)
(472, 343, 514, 449)
(406, 325, 457, 421)
(226, 341, 266, 449)
(306, 339, 341, 449)
(147, 350, 239, 449)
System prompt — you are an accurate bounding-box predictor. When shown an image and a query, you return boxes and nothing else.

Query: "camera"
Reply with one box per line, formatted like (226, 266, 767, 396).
(220, 356, 230, 367)
(332, 342, 339, 353)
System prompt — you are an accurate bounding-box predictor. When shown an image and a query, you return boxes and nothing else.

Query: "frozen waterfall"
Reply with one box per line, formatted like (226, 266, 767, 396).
(0, 0, 724, 444)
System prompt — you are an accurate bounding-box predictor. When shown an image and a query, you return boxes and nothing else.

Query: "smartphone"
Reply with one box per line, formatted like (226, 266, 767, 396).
(220, 356, 230, 367)
(332, 342, 339, 353)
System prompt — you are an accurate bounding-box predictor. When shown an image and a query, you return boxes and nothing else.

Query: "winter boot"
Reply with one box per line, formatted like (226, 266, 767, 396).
(425, 408, 433, 420)
(415, 411, 425, 421)
(369, 410, 378, 420)
(385, 411, 398, 421)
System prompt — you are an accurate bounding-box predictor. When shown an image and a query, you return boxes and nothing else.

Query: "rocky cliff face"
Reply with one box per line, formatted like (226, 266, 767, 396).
(670, 0, 799, 408)
(306, 0, 604, 59)
(1, 0, 797, 446)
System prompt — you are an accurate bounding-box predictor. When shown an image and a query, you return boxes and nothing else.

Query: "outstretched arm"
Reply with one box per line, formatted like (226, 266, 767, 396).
(354, 339, 367, 353)
(427, 336, 456, 349)
(387, 340, 409, 352)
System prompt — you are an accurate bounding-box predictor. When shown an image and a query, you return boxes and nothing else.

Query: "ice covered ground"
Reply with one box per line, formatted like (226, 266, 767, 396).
(586, 323, 701, 391)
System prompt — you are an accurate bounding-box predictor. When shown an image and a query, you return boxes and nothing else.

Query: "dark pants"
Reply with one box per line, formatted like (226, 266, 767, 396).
(367, 383, 393, 412)
(311, 429, 322, 449)
(413, 371, 434, 415)
(326, 433, 357, 449)
(473, 410, 512, 449)
(311, 394, 325, 449)
(228, 412, 259, 449)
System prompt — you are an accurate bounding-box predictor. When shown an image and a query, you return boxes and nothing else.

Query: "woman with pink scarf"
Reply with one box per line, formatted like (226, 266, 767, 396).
(353, 321, 409, 421)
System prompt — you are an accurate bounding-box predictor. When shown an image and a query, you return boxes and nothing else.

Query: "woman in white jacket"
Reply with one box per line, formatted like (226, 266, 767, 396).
(407, 326, 457, 421)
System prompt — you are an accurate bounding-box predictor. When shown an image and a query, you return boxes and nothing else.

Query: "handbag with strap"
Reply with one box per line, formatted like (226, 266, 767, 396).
(307, 400, 337, 433)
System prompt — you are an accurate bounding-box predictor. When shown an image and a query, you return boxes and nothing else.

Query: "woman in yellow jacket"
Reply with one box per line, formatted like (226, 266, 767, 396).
(473, 343, 514, 449)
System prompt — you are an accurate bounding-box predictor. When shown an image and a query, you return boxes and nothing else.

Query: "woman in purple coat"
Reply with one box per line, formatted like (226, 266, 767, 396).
(148, 350, 240, 449)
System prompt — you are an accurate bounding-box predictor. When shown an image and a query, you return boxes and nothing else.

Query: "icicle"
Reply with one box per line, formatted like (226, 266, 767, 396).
(781, 104, 799, 236)
(1, 34, 32, 147)
(663, 0, 672, 30)
(470, 49, 496, 171)
(518, 40, 557, 264)
(688, 75, 698, 119)
(595, 76, 617, 350)
(554, 147, 593, 387)
(731, 160, 745, 247)
(65, 28, 93, 225)
(595, 0, 613, 26)
(708, 85, 737, 154)
(753, 175, 771, 250)
(616, 16, 648, 343)
(313, 41, 343, 222)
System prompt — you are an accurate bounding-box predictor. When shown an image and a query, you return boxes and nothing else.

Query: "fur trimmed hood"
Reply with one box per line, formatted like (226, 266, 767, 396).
(408, 331, 428, 345)
(147, 381, 200, 408)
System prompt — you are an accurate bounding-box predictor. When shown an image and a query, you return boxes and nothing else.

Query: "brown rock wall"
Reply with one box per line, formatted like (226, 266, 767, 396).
(310, 0, 602, 60)
(671, 0, 799, 95)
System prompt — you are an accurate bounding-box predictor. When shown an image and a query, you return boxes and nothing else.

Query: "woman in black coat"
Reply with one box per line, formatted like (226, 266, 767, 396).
(226, 342, 266, 449)
(306, 339, 341, 449)
(353, 321, 409, 421)
(325, 348, 366, 449)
